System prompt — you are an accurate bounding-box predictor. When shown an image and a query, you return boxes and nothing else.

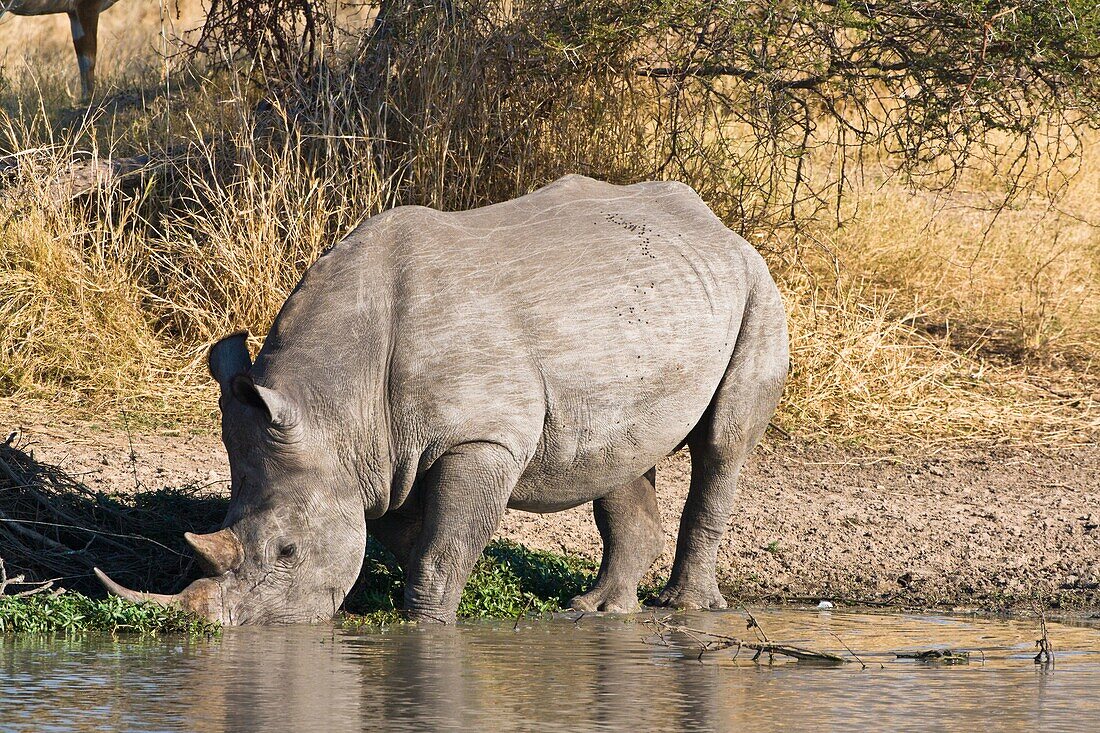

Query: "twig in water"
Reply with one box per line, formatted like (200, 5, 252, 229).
(741, 605, 773, 661)
(513, 597, 533, 631)
(832, 632, 868, 670)
(1034, 601, 1055, 667)
(895, 649, 970, 665)
(742, 605, 771, 643)
(642, 617, 848, 665)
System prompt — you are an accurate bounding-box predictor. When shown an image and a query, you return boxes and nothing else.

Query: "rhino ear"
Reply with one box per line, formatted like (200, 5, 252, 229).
(209, 332, 252, 392)
(230, 374, 298, 429)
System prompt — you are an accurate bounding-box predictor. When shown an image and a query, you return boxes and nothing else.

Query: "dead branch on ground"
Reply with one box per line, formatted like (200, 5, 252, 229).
(0, 558, 56, 598)
(0, 434, 226, 595)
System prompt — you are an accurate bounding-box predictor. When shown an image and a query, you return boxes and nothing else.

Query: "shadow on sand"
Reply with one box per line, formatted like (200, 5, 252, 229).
(0, 438, 226, 596)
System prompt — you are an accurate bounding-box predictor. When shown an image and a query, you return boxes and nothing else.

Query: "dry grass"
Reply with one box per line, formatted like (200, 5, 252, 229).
(0, 2, 1097, 448)
(773, 141, 1100, 446)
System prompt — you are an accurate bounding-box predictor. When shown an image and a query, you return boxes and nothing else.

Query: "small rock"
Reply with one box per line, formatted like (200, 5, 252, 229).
(1083, 565, 1100, 587)
(928, 465, 947, 477)
(817, 600, 834, 609)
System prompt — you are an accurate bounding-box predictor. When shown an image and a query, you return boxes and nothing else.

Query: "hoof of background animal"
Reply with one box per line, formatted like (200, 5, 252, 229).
(649, 583, 729, 610)
(569, 586, 641, 613)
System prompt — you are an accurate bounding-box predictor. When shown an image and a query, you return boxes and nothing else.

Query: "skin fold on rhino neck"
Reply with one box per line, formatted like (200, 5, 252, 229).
(247, 354, 396, 518)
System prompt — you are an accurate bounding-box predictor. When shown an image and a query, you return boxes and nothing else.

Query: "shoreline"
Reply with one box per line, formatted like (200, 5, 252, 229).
(4, 409, 1098, 613)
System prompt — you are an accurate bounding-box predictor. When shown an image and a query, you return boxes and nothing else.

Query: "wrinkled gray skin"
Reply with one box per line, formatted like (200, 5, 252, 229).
(1, 0, 122, 97)
(97, 175, 789, 624)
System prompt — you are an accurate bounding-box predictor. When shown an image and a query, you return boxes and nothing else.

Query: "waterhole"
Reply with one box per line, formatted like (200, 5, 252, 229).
(4, 608, 1099, 732)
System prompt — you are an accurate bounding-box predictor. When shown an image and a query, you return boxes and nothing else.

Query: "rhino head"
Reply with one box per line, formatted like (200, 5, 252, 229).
(95, 332, 369, 625)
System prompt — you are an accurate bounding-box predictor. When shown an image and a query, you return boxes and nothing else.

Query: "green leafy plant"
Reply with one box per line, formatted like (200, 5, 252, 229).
(0, 593, 220, 635)
(340, 538, 599, 625)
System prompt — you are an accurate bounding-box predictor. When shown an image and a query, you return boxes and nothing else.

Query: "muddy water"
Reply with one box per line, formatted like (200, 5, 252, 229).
(3, 609, 1099, 732)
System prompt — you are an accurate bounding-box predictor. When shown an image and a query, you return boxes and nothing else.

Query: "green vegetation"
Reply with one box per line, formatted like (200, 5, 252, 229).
(0, 592, 220, 635)
(341, 539, 600, 627)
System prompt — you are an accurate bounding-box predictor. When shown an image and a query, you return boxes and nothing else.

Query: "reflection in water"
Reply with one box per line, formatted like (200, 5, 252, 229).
(3, 610, 1100, 732)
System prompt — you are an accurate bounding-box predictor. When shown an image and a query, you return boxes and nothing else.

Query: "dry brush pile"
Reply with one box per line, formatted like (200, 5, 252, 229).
(0, 0, 1097, 447)
(0, 435, 226, 595)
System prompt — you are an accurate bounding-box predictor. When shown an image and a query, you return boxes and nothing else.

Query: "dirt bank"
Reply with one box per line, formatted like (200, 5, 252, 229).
(5, 409, 1098, 612)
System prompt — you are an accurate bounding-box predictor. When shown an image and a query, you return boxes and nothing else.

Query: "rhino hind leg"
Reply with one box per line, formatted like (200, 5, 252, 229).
(654, 282, 789, 611)
(652, 440, 743, 610)
(569, 468, 663, 613)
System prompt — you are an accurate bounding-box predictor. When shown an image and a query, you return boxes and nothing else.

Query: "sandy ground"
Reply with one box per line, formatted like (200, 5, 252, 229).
(5, 409, 1098, 612)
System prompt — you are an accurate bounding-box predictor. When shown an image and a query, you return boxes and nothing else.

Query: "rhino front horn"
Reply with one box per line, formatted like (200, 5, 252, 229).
(185, 528, 244, 576)
(95, 569, 225, 621)
(94, 568, 177, 605)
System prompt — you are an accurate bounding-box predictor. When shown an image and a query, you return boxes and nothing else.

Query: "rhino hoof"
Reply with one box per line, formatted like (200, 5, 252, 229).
(650, 583, 729, 610)
(569, 586, 640, 613)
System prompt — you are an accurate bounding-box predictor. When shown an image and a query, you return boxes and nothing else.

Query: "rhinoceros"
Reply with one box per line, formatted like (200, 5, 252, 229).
(95, 174, 789, 624)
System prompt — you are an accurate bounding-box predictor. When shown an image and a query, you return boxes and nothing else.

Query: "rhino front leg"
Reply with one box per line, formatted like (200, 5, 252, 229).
(570, 468, 663, 613)
(403, 442, 522, 623)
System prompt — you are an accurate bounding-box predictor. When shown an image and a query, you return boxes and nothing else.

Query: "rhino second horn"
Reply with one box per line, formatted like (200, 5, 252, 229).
(185, 528, 244, 576)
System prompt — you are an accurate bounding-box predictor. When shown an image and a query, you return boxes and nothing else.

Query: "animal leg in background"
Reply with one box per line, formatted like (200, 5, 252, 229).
(68, 0, 100, 98)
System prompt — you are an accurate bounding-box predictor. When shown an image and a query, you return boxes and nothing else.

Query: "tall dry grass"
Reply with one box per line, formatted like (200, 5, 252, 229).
(0, 1, 1096, 446)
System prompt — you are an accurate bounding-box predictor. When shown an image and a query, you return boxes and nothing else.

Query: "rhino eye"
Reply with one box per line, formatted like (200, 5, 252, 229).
(278, 543, 297, 559)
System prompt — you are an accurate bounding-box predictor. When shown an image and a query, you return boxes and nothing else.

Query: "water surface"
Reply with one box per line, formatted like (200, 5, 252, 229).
(3, 608, 1099, 732)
